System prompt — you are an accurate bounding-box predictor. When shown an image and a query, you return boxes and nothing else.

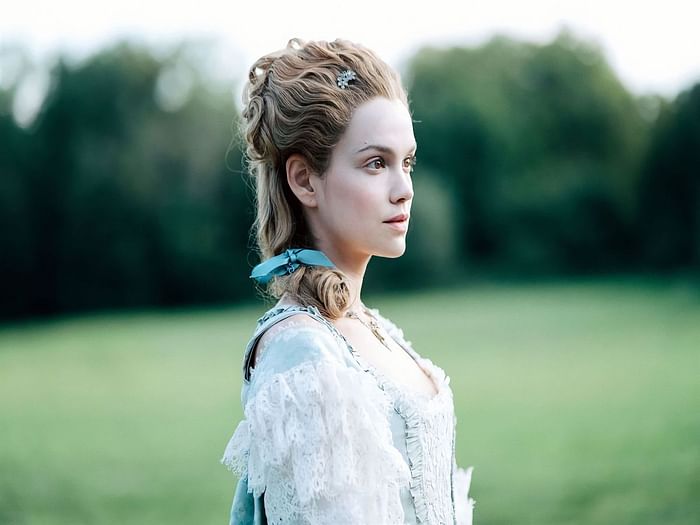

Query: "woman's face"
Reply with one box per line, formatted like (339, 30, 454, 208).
(311, 97, 416, 263)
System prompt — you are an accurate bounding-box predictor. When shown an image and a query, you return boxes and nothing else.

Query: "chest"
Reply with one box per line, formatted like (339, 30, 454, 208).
(332, 317, 438, 397)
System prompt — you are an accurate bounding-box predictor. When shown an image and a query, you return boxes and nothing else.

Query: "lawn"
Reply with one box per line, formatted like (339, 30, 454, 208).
(1, 279, 698, 524)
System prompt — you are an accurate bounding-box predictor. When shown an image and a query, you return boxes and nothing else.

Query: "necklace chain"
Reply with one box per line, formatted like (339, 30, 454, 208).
(345, 306, 393, 352)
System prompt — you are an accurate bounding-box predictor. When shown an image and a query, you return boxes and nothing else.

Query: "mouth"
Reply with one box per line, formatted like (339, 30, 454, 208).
(383, 214, 409, 231)
(383, 214, 409, 224)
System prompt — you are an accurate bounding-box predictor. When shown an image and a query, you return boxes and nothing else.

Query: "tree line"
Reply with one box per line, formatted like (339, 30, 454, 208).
(1, 31, 698, 319)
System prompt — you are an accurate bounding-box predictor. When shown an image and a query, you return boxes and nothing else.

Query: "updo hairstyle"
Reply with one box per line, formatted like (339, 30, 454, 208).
(241, 38, 408, 318)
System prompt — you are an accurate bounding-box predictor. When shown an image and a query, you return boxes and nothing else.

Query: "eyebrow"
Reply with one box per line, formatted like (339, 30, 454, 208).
(355, 143, 418, 155)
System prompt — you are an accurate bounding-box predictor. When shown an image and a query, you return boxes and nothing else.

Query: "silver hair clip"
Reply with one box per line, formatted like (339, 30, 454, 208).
(336, 69, 357, 89)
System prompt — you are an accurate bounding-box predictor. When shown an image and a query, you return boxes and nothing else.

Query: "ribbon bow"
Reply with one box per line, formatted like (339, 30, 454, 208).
(249, 248, 335, 284)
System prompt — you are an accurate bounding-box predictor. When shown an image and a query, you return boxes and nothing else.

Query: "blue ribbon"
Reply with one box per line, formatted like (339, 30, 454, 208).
(250, 248, 335, 284)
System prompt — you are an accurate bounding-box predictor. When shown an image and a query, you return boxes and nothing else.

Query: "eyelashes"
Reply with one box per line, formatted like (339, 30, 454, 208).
(367, 158, 386, 170)
(365, 155, 417, 173)
(406, 155, 417, 171)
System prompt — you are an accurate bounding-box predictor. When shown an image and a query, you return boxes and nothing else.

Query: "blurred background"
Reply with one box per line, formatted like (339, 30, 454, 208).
(1, 1, 698, 524)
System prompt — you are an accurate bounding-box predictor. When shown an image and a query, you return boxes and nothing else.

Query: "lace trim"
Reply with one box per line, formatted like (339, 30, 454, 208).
(221, 420, 249, 477)
(231, 303, 474, 524)
(374, 365, 456, 524)
(222, 356, 411, 524)
(454, 466, 476, 525)
(315, 304, 463, 524)
(249, 318, 328, 373)
(371, 308, 474, 525)
(261, 318, 319, 343)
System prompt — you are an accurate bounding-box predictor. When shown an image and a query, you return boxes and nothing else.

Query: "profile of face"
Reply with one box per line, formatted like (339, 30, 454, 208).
(291, 97, 416, 264)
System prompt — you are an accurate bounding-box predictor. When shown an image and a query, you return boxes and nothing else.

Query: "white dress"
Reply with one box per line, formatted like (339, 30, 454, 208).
(222, 304, 475, 524)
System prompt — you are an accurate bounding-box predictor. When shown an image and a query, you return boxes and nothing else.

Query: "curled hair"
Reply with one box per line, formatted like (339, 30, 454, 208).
(242, 38, 408, 318)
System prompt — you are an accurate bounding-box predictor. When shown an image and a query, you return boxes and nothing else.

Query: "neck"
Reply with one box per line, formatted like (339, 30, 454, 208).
(275, 246, 370, 313)
(315, 243, 369, 313)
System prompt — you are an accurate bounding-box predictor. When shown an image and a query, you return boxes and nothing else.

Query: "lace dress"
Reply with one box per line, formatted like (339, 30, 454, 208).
(222, 304, 475, 524)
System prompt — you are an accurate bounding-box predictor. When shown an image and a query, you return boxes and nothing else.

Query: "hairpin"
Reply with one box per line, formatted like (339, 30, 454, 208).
(336, 69, 357, 89)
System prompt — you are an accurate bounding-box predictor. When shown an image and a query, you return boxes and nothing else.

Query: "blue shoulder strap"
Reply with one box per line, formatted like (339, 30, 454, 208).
(242, 305, 329, 382)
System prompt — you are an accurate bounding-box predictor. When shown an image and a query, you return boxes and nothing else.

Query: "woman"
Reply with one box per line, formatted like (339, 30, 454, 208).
(222, 38, 475, 525)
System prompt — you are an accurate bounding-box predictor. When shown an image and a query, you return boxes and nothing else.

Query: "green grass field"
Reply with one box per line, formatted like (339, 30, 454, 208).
(1, 279, 699, 524)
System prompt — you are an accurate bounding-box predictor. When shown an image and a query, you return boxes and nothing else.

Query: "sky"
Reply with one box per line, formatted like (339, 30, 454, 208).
(2, 0, 700, 99)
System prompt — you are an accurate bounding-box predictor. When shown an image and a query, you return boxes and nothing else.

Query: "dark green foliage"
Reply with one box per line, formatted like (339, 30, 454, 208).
(637, 84, 700, 269)
(406, 31, 649, 272)
(1, 31, 698, 319)
(0, 94, 34, 316)
(0, 43, 251, 318)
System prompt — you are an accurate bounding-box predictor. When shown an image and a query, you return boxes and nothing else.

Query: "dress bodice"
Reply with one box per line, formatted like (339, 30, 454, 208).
(222, 304, 474, 525)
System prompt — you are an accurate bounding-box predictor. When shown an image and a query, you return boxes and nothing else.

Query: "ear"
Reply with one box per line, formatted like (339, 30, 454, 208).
(286, 153, 318, 208)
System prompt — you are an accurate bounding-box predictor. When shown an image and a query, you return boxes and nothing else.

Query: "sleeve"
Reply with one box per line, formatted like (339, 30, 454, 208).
(454, 465, 475, 525)
(222, 326, 411, 525)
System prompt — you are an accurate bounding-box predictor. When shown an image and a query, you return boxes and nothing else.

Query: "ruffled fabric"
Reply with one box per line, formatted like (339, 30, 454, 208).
(223, 305, 477, 525)
(372, 357, 457, 524)
(454, 466, 476, 525)
(222, 326, 411, 525)
(222, 419, 249, 477)
(371, 307, 476, 525)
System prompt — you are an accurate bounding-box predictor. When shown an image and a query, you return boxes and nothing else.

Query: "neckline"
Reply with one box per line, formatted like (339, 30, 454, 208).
(266, 303, 445, 403)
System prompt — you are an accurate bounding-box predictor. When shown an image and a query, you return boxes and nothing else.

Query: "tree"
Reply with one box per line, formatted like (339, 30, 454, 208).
(638, 83, 700, 270)
(1, 43, 252, 318)
(406, 30, 650, 273)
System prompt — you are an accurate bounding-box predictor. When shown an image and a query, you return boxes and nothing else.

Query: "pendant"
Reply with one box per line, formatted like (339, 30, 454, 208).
(346, 309, 393, 352)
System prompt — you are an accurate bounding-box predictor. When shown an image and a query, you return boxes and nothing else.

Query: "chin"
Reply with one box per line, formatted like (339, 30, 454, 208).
(376, 242, 407, 259)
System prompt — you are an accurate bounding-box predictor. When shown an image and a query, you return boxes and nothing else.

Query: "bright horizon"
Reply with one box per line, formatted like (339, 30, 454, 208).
(3, 0, 699, 98)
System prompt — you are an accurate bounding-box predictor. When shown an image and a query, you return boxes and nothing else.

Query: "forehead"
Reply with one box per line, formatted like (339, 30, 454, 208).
(338, 97, 415, 153)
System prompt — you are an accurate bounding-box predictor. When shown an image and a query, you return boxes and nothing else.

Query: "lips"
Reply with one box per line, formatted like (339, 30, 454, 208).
(383, 213, 409, 223)
(383, 213, 409, 233)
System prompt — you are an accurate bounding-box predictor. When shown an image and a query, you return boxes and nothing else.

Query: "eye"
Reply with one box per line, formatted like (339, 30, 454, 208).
(403, 155, 417, 172)
(365, 158, 386, 171)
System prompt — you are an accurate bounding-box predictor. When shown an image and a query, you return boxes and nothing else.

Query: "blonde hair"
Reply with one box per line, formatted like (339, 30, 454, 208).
(241, 38, 408, 318)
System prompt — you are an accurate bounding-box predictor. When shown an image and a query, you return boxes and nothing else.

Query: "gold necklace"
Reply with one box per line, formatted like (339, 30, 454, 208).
(345, 306, 393, 352)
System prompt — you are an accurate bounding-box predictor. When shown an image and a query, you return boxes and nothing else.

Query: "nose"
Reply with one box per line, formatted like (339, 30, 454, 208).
(390, 165, 414, 204)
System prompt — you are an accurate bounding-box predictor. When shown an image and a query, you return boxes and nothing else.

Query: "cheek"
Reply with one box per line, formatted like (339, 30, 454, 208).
(351, 188, 379, 212)
(348, 193, 382, 229)
(329, 181, 379, 214)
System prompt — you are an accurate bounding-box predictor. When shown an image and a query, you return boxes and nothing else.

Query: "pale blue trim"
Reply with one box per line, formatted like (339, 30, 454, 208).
(249, 248, 335, 284)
